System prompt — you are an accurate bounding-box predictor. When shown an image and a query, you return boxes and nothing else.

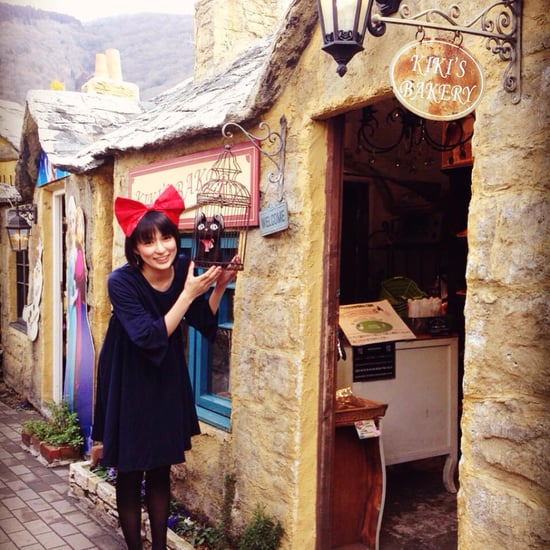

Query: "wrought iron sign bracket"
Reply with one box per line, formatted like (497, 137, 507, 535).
(8, 201, 38, 225)
(366, 0, 523, 104)
(222, 115, 287, 202)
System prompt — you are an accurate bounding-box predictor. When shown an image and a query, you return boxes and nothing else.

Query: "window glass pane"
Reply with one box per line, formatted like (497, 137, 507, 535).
(210, 326, 231, 397)
(15, 250, 29, 319)
(180, 233, 234, 428)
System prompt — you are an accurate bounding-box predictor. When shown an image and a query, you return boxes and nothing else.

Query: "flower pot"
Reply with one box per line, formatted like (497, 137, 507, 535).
(90, 443, 103, 467)
(31, 435, 42, 454)
(41, 443, 61, 463)
(40, 443, 81, 463)
(21, 432, 32, 448)
(60, 445, 81, 461)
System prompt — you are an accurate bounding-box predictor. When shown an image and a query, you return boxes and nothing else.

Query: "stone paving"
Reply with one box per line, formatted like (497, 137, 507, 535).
(0, 394, 457, 550)
(0, 400, 125, 549)
(379, 457, 458, 549)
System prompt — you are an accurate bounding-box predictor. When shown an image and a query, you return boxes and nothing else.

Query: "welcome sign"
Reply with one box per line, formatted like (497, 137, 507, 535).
(390, 38, 484, 121)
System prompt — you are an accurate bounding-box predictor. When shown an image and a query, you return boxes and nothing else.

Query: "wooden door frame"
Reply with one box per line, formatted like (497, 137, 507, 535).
(316, 115, 345, 549)
(52, 189, 65, 402)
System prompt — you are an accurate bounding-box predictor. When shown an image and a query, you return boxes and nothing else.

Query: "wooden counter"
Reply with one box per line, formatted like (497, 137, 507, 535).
(332, 397, 388, 549)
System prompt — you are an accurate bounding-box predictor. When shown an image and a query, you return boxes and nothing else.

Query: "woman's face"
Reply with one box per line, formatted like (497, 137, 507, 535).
(134, 228, 177, 273)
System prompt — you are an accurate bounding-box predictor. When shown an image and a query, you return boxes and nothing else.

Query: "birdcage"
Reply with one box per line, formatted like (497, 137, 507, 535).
(192, 144, 250, 270)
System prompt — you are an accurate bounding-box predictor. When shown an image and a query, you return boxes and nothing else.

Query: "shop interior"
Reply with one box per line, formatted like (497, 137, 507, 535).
(335, 95, 473, 548)
(340, 95, 472, 333)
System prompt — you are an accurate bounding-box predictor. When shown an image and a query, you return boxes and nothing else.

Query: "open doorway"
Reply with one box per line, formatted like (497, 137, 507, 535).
(334, 95, 472, 548)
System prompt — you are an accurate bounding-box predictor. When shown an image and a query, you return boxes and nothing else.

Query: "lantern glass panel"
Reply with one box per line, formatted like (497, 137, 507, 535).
(7, 226, 30, 251)
(319, 0, 369, 39)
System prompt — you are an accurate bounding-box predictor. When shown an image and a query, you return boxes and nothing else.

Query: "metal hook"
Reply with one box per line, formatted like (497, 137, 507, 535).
(453, 30, 463, 46)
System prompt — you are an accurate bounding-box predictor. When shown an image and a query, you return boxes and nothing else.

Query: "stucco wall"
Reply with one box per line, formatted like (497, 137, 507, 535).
(1, 166, 115, 413)
(456, 2, 550, 547)
(293, 2, 549, 545)
(1, 202, 42, 406)
(194, 0, 292, 81)
(107, 112, 326, 544)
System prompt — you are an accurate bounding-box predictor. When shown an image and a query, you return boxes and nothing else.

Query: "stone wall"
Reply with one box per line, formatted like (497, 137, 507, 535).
(457, 1, 550, 547)
(1, 201, 42, 406)
(69, 461, 193, 549)
(193, 0, 292, 81)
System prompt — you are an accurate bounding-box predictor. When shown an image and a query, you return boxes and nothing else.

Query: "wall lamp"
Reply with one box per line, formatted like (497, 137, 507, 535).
(317, 0, 523, 103)
(5, 203, 37, 252)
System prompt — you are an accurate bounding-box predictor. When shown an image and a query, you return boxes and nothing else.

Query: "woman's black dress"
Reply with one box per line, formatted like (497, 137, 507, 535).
(91, 254, 217, 472)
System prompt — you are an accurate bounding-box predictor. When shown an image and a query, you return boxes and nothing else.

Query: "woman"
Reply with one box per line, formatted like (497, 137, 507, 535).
(92, 185, 237, 550)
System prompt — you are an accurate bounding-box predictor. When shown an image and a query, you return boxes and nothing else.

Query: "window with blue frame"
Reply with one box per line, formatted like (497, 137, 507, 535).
(180, 234, 235, 430)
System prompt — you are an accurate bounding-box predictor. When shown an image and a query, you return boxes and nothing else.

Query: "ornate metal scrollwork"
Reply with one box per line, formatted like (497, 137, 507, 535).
(366, 0, 523, 103)
(222, 116, 287, 201)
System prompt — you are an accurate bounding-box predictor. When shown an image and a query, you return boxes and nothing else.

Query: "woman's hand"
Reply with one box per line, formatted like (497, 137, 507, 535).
(165, 261, 224, 336)
(216, 255, 240, 289)
(183, 260, 223, 301)
(207, 255, 240, 314)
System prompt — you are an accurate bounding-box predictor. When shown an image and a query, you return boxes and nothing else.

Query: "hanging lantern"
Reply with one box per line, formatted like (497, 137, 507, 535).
(5, 204, 37, 252)
(192, 144, 250, 271)
(317, 0, 371, 76)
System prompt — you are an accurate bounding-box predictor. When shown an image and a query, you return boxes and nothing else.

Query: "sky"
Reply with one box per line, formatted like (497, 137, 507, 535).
(2, 0, 197, 21)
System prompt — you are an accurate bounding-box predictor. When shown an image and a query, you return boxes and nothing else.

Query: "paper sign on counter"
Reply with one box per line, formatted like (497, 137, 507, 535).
(339, 300, 416, 346)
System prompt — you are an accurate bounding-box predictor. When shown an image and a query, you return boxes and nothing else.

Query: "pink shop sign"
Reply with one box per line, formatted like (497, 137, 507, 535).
(128, 142, 260, 230)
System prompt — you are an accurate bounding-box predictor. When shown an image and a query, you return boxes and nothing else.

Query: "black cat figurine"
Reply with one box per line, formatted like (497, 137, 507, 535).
(195, 212, 224, 266)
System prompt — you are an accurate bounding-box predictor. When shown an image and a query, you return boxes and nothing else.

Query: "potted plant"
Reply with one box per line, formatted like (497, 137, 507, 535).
(21, 418, 46, 449)
(25, 419, 49, 454)
(40, 401, 84, 463)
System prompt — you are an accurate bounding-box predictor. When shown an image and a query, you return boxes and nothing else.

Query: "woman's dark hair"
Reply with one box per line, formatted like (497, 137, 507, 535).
(124, 210, 180, 269)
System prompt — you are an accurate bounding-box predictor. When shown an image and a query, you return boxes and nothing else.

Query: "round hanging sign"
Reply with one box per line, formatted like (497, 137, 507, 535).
(390, 38, 484, 121)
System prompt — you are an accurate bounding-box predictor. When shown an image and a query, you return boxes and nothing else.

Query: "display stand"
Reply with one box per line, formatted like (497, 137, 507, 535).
(332, 397, 388, 550)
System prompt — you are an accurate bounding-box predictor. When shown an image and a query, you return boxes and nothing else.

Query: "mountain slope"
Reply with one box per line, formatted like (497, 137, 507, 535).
(0, 2, 195, 105)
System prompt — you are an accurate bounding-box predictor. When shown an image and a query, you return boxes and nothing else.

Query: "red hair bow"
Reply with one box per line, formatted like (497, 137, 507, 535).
(114, 185, 185, 237)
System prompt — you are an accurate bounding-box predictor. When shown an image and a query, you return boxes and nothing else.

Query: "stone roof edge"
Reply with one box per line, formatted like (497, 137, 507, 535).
(60, 0, 318, 174)
(0, 99, 25, 151)
(0, 182, 22, 205)
(24, 89, 143, 161)
(253, 0, 318, 112)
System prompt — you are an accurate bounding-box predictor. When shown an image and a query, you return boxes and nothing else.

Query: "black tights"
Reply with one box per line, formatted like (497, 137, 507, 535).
(116, 466, 171, 550)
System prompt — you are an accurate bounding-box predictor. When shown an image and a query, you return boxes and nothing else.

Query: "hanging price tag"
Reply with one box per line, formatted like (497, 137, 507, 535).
(354, 419, 381, 439)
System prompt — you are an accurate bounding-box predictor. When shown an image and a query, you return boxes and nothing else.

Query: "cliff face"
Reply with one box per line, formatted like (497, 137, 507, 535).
(0, 2, 195, 105)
